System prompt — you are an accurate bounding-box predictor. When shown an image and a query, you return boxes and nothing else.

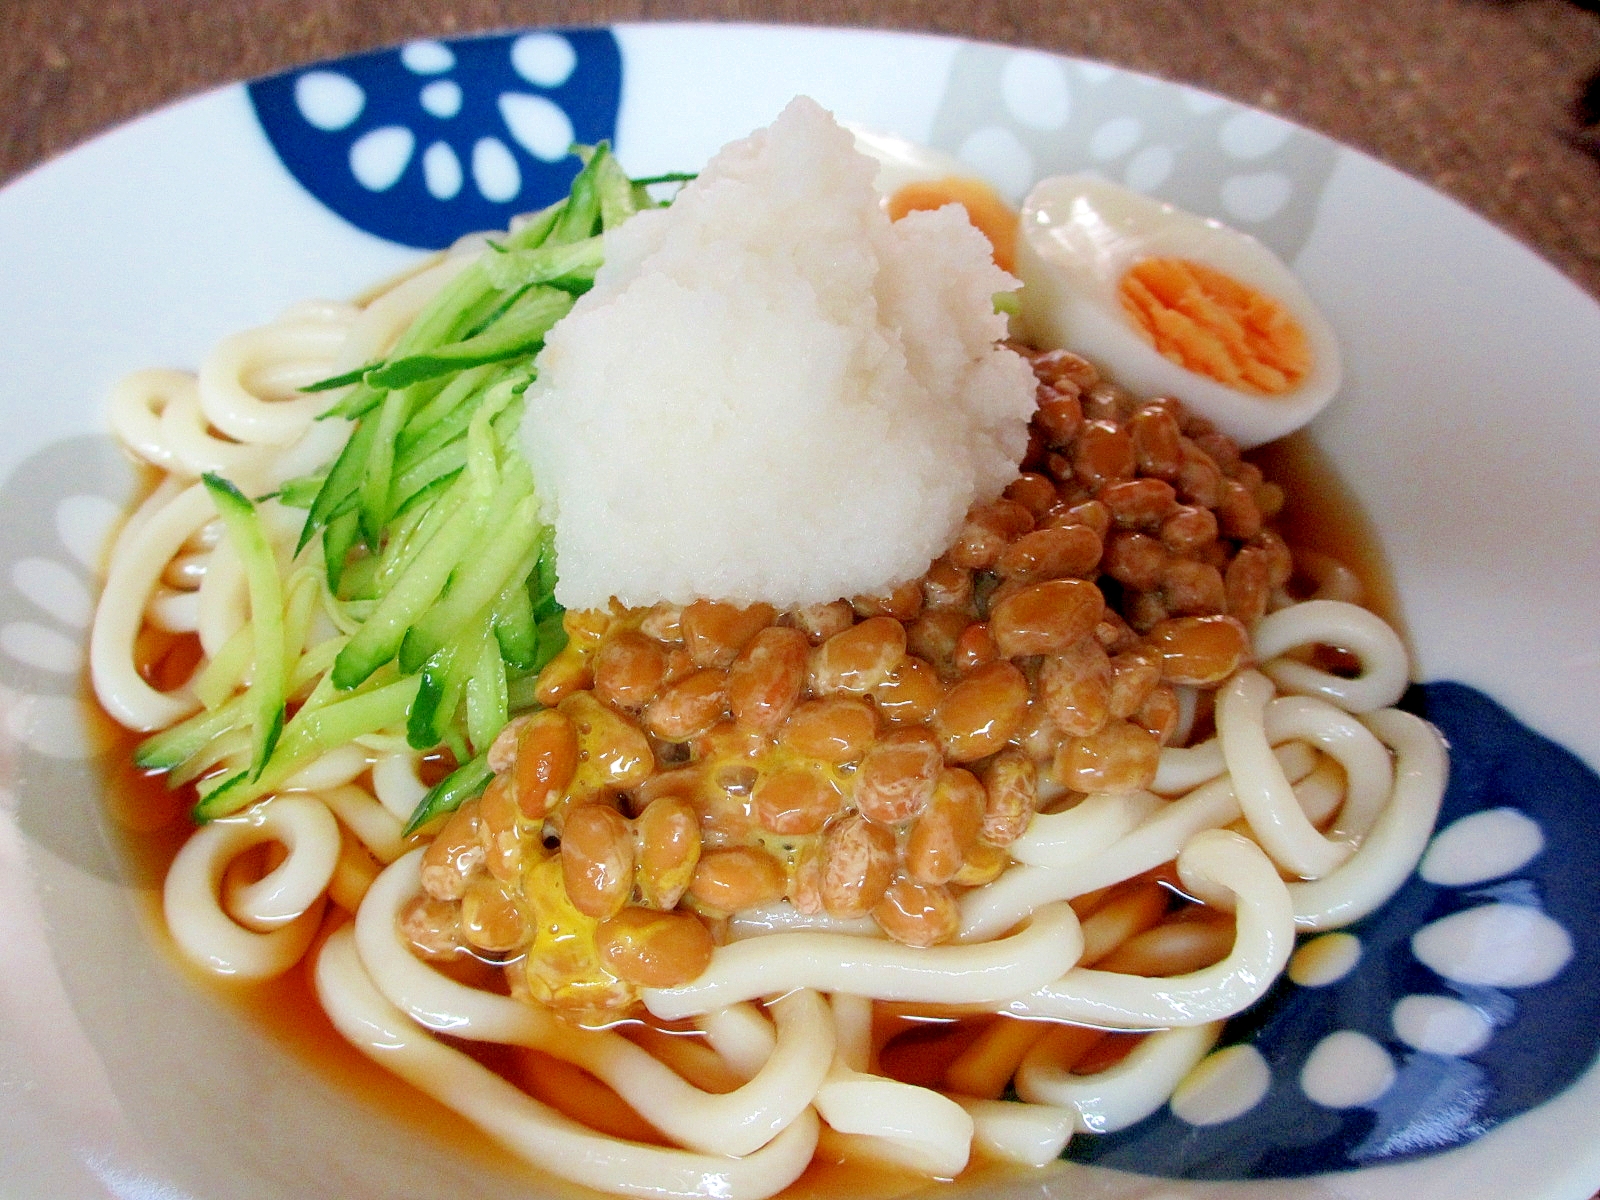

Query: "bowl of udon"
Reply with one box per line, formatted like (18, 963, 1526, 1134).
(3, 23, 1600, 1200)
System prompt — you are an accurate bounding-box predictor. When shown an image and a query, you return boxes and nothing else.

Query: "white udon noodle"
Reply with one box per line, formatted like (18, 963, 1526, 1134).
(89, 267, 1449, 1200)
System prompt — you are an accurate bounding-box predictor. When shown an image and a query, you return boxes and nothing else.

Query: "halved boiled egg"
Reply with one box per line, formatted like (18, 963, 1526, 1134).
(1014, 174, 1342, 447)
(848, 125, 1019, 273)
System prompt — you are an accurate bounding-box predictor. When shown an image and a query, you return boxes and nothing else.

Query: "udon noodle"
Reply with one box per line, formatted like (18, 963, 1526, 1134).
(91, 223, 1446, 1198)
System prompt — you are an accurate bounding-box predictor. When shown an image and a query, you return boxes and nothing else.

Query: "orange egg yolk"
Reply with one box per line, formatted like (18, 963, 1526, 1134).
(888, 177, 1019, 275)
(1118, 257, 1311, 396)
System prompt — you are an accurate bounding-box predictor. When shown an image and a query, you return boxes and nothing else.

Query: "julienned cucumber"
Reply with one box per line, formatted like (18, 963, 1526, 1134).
(137, 143, 672, 826)
(200, 474, 286, 782)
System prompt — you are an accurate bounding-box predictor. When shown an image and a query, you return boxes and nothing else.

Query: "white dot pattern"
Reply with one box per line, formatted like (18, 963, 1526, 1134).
(1421, 808, 1544, 886)
(1287, 932, 1362, 987)
(293, 71, 365, 132)
(55, 495, 119, 571)
(12, 557, 92, 629)
(471, 137, 522, 204)
(1412, 903, 1573, 989)
(1, 620, 81, 674)
(1219, 171, 1293, 222)
(511, 33, 578, 88)
(1301, 1031, 1396, 1109)
(1219, 109, 1295, 159)
(1392, 995, 1494, 1057)
(1123, 144, 1175, 192)
(1171, 1045, 1272, 1127)
(419, 79, 463, 120)
(498, 92, 576, 163)
(1000, 51, 1071, 130)
(422, 141, 463, 200)
(399, 40, 455, 75)
(1089, 115, 1143, 161)
(349, 126, 415, 193)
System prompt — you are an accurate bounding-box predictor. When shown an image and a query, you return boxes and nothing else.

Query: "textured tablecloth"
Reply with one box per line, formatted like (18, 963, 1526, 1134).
(3, 0, 1598, 300)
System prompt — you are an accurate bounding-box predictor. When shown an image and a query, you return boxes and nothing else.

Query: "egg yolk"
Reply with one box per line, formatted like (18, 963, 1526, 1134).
(1118, 257, 1310, 396)
(888, 176, 1019, 275)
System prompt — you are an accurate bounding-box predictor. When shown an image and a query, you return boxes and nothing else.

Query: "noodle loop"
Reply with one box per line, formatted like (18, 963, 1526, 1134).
(162, 794, 339, 978)
(1004, 830, 1295, 1028)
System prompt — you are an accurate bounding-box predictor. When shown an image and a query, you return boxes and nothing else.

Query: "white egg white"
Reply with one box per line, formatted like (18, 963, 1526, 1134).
(1014, 174, 1342, 447)
(846, 124, 973, 202)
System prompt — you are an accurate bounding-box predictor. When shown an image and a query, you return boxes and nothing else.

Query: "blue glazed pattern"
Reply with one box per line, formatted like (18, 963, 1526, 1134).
(1069, 681, 1600, 1178)
(248, 30, 623, 249)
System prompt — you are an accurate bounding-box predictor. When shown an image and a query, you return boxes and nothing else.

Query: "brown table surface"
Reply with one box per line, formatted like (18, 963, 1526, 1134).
(4, 0, 1599, 303)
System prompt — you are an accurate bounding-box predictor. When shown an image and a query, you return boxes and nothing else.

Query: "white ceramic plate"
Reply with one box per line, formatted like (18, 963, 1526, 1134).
(2, 23, 1599, 1200)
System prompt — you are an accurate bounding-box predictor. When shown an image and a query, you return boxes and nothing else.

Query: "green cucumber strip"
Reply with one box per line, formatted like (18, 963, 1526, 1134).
(391, 463, 465, 524)
(335, 553, 379, 602)
(389, 441, 470, 517)
(462, 386, 516, 497)
(323, 508, 362, 596)
(388, 260, 497, 357)
(501, 199, 564, 251)
(316, 260, 507, 423)
(481, 237, 603, 293)
(202, 474, 286, 782)
(490, 558, 540, 670)
(631, 171, 697, 186)
(141, 633, 348, 775)
(299, 363, 375, 393)
(395, 364, 500, 457)
(362, 287, 573, 390)
(408, 624, 482, 751)
(506, 672, 541, 712)
(298, 677, 420, 744)
(357, 386, 416, 548)
(375, 472, 454, 576)
(389, 371, 524, 500)
(285, 661, 343, 721)
(320, 380, 386, 422)
(171, 729, 252, 789)
(531, 612, 569, 673)
(406, 644, 454, 749)
(376, 472, 467, 591)
(396, 484, 537, 673)
(136, 690, 249, 770)
(460, 281, 538, 341)
(290, 636, 346, 693)
(551, 146, 607, 244)
(194, 624, 253, 711)
(274, 473, 325, 510)
(298, 411, 374, 555)
(465, 635, 508, 753)
(534, 528, 559, 600)
(329, 476, 496, 689)
(403, 754, 493, 837)
(487, 392, 527, 453)
(596, 152, 642, 230)
(193, 675, 422, 821)
(280, 569, 321, 675)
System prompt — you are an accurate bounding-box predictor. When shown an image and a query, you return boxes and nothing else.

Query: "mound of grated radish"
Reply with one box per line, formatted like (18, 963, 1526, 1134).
(521, 96, 1037, 610)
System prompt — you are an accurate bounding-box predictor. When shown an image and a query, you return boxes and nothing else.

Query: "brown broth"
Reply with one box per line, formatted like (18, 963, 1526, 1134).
(1249, 430, 1405, 634)
(93, 428, 1404, 1199)
(100, 731, 539, 1177)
